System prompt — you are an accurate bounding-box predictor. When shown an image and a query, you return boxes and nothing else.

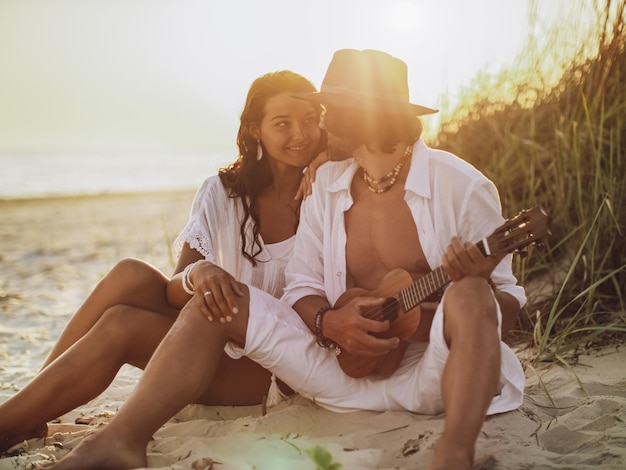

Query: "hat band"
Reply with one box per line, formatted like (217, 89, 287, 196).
(320, 84, 409, 103)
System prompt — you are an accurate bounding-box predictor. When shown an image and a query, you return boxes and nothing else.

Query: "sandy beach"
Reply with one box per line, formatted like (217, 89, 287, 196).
(1, 191, 625, 470)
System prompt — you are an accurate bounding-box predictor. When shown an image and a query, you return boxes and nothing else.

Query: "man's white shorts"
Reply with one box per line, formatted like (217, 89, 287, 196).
(225, 286, 524, 415)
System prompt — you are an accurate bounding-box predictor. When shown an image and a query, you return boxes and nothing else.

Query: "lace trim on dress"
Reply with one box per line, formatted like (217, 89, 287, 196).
(187, 235, 215, 261)
(175, 231, 216, 262)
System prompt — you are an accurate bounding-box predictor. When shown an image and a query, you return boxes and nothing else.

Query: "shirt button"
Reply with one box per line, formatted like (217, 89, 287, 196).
(336, 272, 342, 277)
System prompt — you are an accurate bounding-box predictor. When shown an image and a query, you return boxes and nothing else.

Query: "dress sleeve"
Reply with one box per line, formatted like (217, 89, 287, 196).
(174, 176, 226, 263)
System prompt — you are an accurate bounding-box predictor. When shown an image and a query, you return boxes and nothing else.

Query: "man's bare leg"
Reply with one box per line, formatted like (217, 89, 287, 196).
(429, 277, 501, 470)
(48, 287, 251, 470)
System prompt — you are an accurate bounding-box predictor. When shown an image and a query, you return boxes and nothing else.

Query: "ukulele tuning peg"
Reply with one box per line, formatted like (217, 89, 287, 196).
(514, 248, 529, 258)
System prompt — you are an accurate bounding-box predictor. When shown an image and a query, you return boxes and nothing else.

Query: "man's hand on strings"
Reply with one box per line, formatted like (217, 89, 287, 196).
(323, 297, 400, 357)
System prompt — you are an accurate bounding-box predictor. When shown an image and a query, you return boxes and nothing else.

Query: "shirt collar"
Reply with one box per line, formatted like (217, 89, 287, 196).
(405, 138, 431, 199)
(327, 159, 359, 193)
(326, 138, 432, 198)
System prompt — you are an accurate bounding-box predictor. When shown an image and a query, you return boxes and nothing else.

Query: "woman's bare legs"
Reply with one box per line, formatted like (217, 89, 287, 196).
(47, 287, 252, 470)
(1, 258, 175, 452)
(0, 305, 172, 454)
(1, 291, 275, 455)
(42, 258, 176, 369)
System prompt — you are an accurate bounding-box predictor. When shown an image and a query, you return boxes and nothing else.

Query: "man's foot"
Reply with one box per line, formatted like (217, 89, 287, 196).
(47, 428, 147, 470)
(428, 438, 473, 470)
(1, 423, 48, 455)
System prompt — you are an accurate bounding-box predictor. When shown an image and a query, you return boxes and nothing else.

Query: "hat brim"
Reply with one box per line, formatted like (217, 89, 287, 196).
(293, 91, 438, 116)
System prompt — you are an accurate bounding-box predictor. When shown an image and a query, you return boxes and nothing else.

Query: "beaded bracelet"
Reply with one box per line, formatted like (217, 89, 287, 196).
(181, 261, 199, 295)
(314, 306, 342, 356)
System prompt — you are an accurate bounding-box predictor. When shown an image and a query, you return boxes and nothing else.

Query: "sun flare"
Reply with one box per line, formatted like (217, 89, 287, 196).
(390, 1, 421, 34)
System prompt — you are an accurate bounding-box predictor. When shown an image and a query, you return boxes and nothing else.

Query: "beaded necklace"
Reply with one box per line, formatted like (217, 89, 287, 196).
(363, 143, 413, 194)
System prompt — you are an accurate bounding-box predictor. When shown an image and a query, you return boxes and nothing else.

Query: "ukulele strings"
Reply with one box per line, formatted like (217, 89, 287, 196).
(364, 268, 451, 323)
(366, 297, 404, 322)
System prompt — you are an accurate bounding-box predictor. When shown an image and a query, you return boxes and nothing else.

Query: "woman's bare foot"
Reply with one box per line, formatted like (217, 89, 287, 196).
(1, 423, 48, 455)
(47, 428, 147, 470)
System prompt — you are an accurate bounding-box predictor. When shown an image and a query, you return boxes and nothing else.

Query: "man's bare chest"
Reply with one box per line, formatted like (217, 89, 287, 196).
(344, 199, 430, 289)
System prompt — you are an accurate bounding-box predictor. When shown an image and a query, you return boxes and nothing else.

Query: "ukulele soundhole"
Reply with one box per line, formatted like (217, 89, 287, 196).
(382, 297, 400, 322)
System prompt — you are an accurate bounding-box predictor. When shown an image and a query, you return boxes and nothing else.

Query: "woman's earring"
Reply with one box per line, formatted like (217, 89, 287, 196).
(256, 140, 263, 161)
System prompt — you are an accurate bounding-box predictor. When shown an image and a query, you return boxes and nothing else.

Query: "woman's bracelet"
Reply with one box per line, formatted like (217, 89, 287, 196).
(181, 261, 201, 295)
(314, 306, 342, 356)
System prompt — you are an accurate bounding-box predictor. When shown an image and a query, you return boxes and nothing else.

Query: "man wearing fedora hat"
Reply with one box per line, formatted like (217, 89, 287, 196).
(282, 49, 526, 469)
(48, 50, 525, 470)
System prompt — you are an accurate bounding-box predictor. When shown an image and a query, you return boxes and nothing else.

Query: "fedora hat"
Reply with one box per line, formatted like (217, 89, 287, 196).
(296, 49, 437, 116)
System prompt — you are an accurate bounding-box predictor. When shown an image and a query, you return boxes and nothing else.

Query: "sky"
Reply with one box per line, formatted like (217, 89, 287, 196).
(0, 0, 566, 156)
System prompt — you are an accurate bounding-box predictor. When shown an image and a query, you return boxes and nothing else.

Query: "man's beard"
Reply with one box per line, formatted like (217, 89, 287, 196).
(327, 133, 357, 161)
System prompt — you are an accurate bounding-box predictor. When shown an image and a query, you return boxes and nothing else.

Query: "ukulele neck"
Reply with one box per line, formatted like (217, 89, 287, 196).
(398, 237, 491, 312)
(398, 266, 449, 312)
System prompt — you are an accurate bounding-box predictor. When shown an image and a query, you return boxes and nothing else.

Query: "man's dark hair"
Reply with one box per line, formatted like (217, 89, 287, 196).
(323, 104, 422, 153)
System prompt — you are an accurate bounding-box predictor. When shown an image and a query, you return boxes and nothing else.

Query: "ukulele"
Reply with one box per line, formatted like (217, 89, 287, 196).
(334, 205, 551, 378)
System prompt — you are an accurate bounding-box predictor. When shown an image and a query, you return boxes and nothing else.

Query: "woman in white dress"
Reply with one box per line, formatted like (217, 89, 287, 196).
(0, 70, 325, 453)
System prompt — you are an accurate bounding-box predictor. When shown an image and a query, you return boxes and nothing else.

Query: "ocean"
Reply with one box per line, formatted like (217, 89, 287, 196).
(0, 153, 229, 200)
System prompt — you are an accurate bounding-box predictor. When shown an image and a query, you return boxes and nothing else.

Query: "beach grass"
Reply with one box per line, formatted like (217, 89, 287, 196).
(432, 0, 626, 363)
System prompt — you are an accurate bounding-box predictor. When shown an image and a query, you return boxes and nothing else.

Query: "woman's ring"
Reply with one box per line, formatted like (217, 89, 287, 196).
(204, 291, 212, 296)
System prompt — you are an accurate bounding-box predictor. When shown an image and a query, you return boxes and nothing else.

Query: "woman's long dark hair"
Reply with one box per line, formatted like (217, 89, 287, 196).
(219, 71, 322, 265)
